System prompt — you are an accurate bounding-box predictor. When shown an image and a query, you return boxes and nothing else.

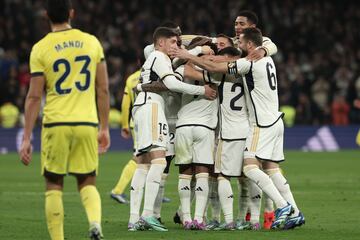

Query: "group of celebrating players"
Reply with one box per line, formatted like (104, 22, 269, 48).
(120, 10, 306, 232)
(19, 0, 305, 239)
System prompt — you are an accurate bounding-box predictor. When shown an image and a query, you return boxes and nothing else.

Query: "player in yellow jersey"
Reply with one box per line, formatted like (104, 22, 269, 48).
(110, 69, 140, 204)
(19, 1, 110, 239)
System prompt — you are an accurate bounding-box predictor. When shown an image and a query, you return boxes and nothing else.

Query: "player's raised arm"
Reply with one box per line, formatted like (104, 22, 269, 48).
(173, 48, 228, 73)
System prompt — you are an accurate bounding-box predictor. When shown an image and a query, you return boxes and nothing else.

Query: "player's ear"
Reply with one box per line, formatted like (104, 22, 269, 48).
(158, 38, 164, 48)
(69, 9, 75, 20)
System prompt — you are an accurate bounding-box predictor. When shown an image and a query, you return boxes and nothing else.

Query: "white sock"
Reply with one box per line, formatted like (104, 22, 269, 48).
(248, 179, 262, 224)
(129, 166, 148, 224)
(142, 159, 166, 217)
(264, 194, 274, 212)
(194, 173, 209, 223)
(237, 177, 249, 221)
(178, 174, 192, 223)
(154, 173, 168, 218)
(218, 177, 233, 224)
(243, 165, 287, 209)
(209, 177, 221, 222)
(267, 169, 300, 215)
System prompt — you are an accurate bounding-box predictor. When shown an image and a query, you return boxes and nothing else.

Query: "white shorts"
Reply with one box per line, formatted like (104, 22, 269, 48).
(133, 102, 168, 155)
(175, 126, 215, 165)
(244, 120, 284, 162)
(215, 139, 245, 177)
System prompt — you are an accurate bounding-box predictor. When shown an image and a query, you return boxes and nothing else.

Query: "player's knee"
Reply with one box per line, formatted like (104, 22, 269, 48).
(179, 174, 192, 180)
(137, 163, 150, 170)
(195, 172, 209, 179)
(151, 157, 167, 166)
(243, 164, 259, 177)
(217, 175, 229, 181)
(264, 168, 281, 176)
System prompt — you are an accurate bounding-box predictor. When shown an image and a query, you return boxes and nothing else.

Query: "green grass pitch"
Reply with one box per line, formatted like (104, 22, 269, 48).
(1, 150, 359, 239)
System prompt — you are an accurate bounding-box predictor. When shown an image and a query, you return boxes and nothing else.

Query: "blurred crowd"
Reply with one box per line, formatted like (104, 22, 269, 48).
(1, 0, 360, 128)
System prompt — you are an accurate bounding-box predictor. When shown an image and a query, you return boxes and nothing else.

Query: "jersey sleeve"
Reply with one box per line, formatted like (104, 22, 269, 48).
(162, 75, 205, 95)
(93, 36, 105, 63)
(262, 36, 278, 56)
(203, 71, 223, 86)
(227, 58, 251, 75)
(29, 45, 44, 76)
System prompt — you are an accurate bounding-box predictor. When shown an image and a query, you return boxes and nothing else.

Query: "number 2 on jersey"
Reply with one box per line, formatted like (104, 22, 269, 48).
(230, 82, 244, 111)
(54, 55, 91, 95)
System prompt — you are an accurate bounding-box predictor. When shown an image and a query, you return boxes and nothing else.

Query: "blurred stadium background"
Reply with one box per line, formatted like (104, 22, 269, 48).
(0, 0, 359, 239)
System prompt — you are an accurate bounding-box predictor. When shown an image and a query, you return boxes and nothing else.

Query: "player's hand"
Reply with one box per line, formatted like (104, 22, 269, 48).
(19, 139, 33, 166)
(204, 84, 217, 100)
(246, 48, 266, 62)
(121, 128, 131, 139)
(171, 48, 192, 60)
(201, 45, 215, 55)
(98, 128, 111, 154)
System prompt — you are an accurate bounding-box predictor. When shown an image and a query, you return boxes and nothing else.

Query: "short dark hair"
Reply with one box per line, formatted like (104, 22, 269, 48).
(218, 47, 241, 57)
(241, 27, 263, 47)
(216, 34, 234, 47)
(153, 27, 179, 45)
(187, 37, 218, 55)
(46, 0, 72, 24)
(238, 10, 258, 25)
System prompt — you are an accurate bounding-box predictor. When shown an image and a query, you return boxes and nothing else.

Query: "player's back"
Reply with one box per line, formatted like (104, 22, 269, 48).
(30, 29, 104, 125)
(177, 79, 218, 129)
(243, 56, 283, 127)
(218, 74, 249, 140)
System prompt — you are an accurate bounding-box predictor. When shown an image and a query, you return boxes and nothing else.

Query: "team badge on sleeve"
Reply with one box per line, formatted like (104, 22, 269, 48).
(228, 61, 238, 74)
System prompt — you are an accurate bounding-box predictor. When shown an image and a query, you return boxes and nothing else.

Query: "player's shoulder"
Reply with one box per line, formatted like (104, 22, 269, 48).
(253, 56, 274, 68)
(32, 33, 51, 52)
(262, 36, 272, 43)
(126, 70, 141, 86)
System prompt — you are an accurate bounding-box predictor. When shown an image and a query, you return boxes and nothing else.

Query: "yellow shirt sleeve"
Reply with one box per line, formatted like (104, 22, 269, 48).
(121, 83, 131, 129)
(94, 36, 105, 63)
(29, 45, 44, 74)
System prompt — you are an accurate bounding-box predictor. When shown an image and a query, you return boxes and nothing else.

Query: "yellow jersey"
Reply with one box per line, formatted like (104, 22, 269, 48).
(121, 70, 140, 129)
(29, 28, 104, 126)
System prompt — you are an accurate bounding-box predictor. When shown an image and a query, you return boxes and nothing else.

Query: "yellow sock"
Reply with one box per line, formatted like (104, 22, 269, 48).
(356, 129, 360, 146)
(80, 185, 101, 225)
(45, 190, 64, 240)
(112, 159, 137, 194)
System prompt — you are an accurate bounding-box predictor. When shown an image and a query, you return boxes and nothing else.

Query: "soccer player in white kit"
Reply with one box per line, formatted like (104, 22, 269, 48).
(173, 27, 305, 230)
(129, 27, 217, 231)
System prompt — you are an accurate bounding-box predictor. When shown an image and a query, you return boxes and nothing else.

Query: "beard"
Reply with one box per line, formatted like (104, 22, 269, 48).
(240, 48, 248, 57)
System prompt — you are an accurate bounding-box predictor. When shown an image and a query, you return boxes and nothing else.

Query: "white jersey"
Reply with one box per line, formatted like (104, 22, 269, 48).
(134, 50, 174, 110)
(217, 75, 249, 140)
(176, 77, 218, 130)
(228, 57, 283, 127)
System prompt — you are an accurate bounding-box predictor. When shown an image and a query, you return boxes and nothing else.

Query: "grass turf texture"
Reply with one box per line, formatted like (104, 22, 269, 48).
(1, 150, 359, 239)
